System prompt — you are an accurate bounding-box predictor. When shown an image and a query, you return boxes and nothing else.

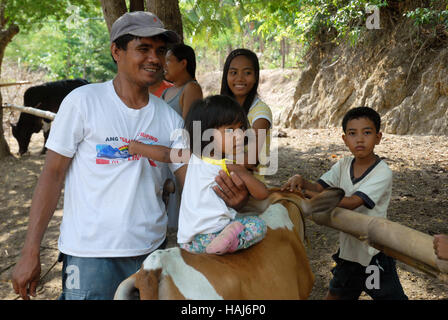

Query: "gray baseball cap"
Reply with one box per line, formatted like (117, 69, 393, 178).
(110, 11, 179, 44)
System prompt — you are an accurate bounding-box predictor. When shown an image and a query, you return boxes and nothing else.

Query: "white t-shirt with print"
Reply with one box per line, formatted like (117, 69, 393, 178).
(45, 80, 186, 257)
(318, 156, 392, 266)
(177, 154, 237, 244)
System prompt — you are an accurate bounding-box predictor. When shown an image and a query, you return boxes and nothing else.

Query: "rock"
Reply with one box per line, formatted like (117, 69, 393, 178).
(384, 49, 448, 135)
(272, 129, 288, 138)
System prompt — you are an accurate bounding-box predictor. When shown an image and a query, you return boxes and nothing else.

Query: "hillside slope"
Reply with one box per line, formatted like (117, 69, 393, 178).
(278, 16, 448, 135)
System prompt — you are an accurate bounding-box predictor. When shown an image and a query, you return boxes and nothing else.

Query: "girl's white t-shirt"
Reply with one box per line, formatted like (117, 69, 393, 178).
(177, 154, 237, 244)
(46, 80, 185, 257)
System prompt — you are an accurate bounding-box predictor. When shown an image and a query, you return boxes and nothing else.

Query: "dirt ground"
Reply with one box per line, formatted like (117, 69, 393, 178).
(1, 123, 447, 300)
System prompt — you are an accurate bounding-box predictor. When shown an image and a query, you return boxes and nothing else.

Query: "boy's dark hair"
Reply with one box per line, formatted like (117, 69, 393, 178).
(168, 43, 197, 79)
(342, 106, 381, 133)
(220, 48, 260, 115)
(184, 95, 249, 155)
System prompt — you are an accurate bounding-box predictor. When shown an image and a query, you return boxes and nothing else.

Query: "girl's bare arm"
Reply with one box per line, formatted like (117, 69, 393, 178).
(227, 164, 269, 200)
(128, 141, 190, 163)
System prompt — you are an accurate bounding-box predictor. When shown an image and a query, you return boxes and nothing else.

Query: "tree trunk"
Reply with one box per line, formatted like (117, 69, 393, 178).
(146, 0, 183, 42)
(0, 21, 20, 159)
(130, 0, 145, 12)
(227, 44, 232, 56)
(281, 38, 286, 69)
(100, 0, 128, 33)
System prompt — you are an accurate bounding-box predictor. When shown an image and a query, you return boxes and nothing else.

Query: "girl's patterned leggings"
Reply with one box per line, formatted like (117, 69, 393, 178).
(179, 215, 267, 254)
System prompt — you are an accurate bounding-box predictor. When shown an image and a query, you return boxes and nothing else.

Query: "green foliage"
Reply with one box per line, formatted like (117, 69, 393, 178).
(405, 3, 448, 27)
(3, 0, 97, 32)
(244, 0, 389, 45)
(182, 0, 238, 42)
(6, 0, 448, 81)
(180, 0, 393, 72)
(180, 0, 448, 72)
(5, 3, 115, 82)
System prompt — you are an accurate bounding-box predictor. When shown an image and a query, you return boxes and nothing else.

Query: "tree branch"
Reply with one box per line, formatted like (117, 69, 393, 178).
(100, 0, 128, 33)
(0, 23, 19, 45)
(0, 0, 6, 28)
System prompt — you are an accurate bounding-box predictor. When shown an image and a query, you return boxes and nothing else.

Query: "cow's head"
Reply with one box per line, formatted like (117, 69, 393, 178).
(11, 114, 43, 155)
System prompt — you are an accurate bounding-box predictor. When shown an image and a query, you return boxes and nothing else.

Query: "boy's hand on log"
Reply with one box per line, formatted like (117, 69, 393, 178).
(434, 234, 448, 261)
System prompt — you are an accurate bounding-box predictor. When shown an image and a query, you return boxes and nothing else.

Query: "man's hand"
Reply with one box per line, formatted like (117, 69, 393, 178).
(11, 150, 71, 300)
(12, 253, 41, 300)
(213, 170, 249, 210)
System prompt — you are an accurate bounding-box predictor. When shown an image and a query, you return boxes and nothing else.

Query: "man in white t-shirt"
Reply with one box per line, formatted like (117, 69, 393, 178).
(11, 11, 249, 300)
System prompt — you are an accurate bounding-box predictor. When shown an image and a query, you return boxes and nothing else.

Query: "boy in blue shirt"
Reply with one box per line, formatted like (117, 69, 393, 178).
(282, 106, 408, 300)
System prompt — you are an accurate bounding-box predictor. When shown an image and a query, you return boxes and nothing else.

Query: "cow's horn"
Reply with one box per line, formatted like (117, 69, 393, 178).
(114, 275, 139, 300)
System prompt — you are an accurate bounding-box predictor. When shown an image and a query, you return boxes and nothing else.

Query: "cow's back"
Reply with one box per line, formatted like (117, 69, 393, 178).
(24, 78, 89, 111)
(180, 219, 314, 299)
(133, 197, 314, 300)
(13, 79, 89, 155)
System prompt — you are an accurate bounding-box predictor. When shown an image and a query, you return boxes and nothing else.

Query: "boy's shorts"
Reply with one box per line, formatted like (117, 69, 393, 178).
(329, 250, 408, 300)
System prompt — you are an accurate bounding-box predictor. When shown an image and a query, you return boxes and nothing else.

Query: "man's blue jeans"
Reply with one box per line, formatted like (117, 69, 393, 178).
(58, 240, 166, 300)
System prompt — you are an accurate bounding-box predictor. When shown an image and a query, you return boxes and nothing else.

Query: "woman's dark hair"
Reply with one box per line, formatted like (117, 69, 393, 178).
(168, 43, 197, 79)
(220, 48, 260, 115)
(184, 95, 249, 155)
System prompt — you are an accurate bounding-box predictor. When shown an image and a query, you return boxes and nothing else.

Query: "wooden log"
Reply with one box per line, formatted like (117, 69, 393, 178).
(0, 81, 31, 87)
(309, 207, 448, 281)
(3, 103, 55, 120)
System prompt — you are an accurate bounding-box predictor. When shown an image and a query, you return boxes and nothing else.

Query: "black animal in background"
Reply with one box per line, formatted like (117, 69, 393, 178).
(11, 79, 89, 155)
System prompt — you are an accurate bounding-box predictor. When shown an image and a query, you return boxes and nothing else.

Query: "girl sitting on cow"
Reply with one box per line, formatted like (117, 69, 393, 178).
(128, 95, 268, 255)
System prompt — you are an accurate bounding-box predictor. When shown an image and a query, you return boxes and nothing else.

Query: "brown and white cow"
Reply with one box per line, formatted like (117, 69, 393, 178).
(114, 188, 345, 300)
